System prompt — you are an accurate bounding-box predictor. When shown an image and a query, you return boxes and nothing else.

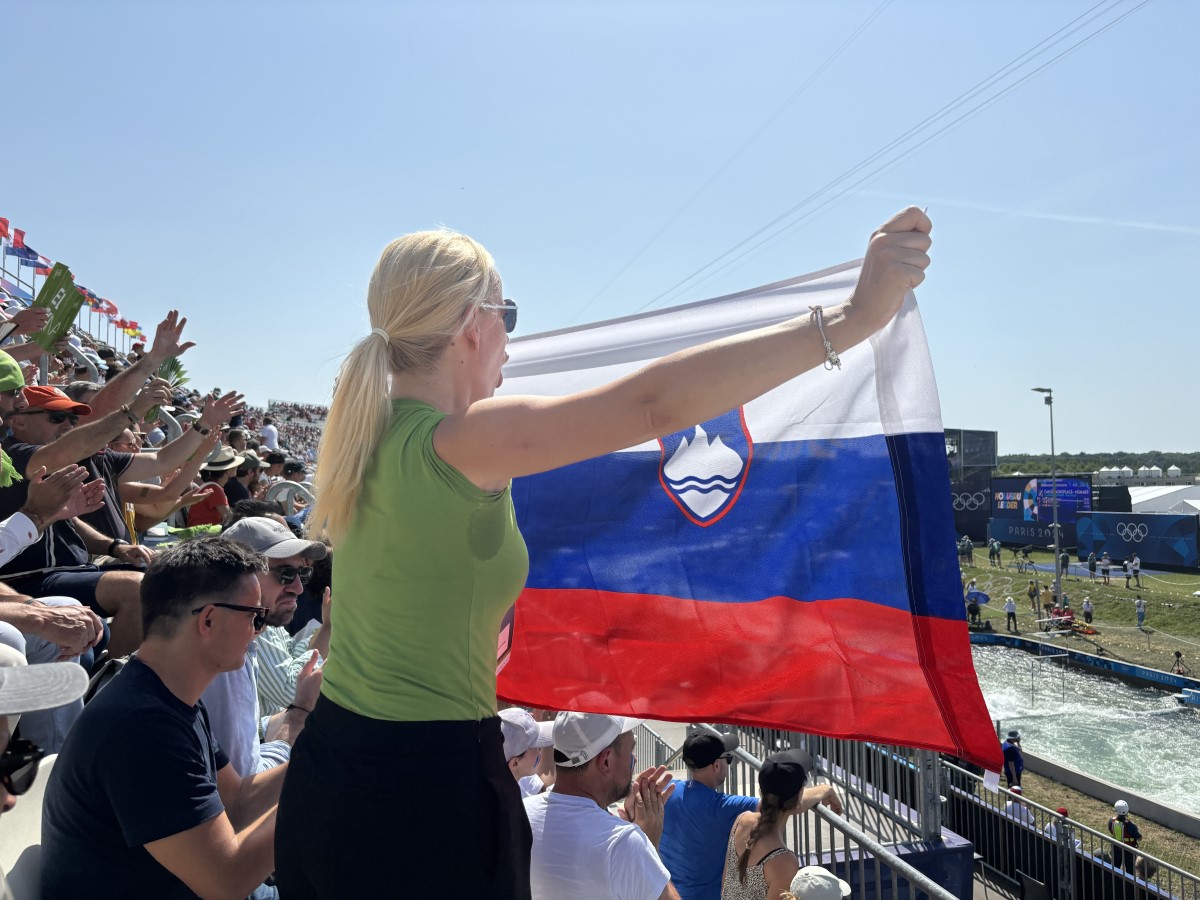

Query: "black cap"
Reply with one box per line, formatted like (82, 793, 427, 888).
(682, 732, 738, 769)
(282, 460, 306, 475)
(266, 451, 286, 465)
(758, 748, 812, 801)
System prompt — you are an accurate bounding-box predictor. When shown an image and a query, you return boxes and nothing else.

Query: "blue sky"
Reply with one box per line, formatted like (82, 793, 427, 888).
(2, 0, 1194, 455)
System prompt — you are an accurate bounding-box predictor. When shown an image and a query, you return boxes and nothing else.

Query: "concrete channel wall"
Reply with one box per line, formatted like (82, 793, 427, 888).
(970, 632, 1200, 838)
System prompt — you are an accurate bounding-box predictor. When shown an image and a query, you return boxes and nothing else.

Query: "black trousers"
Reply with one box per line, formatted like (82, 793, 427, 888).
(275, 696, 532, 899)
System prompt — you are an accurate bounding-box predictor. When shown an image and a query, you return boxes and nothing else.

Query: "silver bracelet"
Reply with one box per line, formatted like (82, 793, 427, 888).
(809, 305, 842, 370)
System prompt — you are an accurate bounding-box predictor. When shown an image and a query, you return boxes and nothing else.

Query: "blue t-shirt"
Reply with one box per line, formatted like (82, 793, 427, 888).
(1001, 741, 1024, 780)
(41, 657, 230, 900)
(658, 779, 759, 900)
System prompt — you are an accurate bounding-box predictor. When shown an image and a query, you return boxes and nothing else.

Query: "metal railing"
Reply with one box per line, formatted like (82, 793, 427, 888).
(683, 725, 959, 900)
(942, 760, 1199, 899)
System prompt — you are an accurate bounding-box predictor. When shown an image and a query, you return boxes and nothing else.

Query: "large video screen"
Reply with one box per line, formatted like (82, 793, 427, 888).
(991, 475, 1092, 527)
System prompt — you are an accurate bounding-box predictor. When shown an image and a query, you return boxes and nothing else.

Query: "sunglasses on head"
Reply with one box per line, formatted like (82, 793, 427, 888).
(0, 739, 45, 796)
(480, 298, 518, 334)
(18, 410, 79, 426)
(271, 565, 313, 587)
(191, 602, 269, 632)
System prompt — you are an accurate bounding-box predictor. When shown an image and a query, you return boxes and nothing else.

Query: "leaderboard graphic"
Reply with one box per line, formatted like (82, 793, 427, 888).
(989, 474, 1092, 547)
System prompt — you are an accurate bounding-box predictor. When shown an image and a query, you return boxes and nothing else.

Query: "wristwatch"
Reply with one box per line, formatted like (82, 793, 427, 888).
(194, 424, 211, 437)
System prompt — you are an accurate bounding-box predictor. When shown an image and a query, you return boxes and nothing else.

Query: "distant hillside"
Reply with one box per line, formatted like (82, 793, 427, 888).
(995, 452, 1200, 476)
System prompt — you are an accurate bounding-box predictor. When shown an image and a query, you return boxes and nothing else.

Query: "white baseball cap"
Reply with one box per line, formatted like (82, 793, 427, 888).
(0, 645, 89, 725)
(499, 708, 553, 760)
(789, 866, 851, 899)
(552, 711, 643, 768)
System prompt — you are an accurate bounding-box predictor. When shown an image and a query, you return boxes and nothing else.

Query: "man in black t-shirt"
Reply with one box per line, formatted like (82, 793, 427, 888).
(42, 537, 285, 899)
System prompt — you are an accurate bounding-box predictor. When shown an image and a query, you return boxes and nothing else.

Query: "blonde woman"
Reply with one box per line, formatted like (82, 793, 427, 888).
(274, 208, 930, 897)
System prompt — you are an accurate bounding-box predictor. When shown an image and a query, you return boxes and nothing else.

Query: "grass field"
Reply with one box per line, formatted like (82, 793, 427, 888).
(960, 548, 1200, 873)
(963, 548, 1200, 670)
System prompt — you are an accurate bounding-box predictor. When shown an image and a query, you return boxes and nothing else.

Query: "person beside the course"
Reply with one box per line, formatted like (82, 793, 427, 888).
(1087, 552, 1097, 582)
(720, 749, 843, 900)
(1101, 552, 1111, 585)
(1027, 580, 1039, 615)
(1135, 595, 1146, 630)
(273, 210, 931, 897)
(1107, 799, 1143, 872)
(1082, 596, 1094, 625)
(1001, 730, 1023, 789)
(1131, 553, 1141, 588)
(1003, 596, 1017, 634)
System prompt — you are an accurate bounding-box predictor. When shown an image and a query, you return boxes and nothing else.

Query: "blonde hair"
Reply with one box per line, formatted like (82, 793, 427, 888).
(310, 230, 499, 545)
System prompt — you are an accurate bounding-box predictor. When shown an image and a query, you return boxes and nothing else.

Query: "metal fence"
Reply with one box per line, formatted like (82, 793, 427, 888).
(943, 760, 1200, 900)
(681, 724, 960, 900)
(682, 723, 1200, 900)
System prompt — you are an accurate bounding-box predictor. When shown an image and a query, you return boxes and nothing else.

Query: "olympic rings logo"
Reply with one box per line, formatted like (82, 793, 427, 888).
(1116, 523, 1148, 542)
(953, 492, 987, 511)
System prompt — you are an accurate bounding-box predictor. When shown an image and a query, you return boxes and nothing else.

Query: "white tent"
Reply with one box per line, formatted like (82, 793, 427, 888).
(1167, 498, 1200, 516)
(1130, 484, 1200, 514)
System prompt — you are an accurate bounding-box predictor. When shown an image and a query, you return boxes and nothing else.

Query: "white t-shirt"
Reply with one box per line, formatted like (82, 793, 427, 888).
(1004, 598, 1016, 614)
(524, 792, 670, 900)
(519, 774, 547, 798)
(260, 423, 279, 450)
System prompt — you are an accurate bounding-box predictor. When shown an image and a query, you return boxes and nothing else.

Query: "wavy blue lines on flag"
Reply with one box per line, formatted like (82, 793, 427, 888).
(495, 261, 1002, 770)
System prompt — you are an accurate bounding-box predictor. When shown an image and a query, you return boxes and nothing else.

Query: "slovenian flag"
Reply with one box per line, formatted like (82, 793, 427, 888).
(496, 260, 1001, 769)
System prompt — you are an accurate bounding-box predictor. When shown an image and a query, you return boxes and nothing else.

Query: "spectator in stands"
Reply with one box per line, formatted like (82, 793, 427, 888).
(500, 706, 554, 798)
(203, 516, 326, 775)
(226, 427, 248, 453)
(263, 451, 286, 485)
(660, 732, 759, 900)
(279, 216, 925, 895)
(1001, 730, 1023, 789)
(260, 416, 279, 450)
(223, 452, 260, 507)
(187, 447, 243, 528)
(722, 749, 843, 900)
(281, 460, 306, 483)
(0, 466, 105, 751)
(40, 537, 284, 900)
(1107, 800, 1142, 871)
(781, 867, 850, 900)
(525, 711, 679, 900)
(0, 643, 90, 899)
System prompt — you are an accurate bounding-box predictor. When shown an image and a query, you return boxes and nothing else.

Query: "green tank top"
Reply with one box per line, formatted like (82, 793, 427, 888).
(320, 399, 529, 721)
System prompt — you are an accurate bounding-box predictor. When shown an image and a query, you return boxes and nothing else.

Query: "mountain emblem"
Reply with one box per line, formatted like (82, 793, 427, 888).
(657, 408, 753, 526)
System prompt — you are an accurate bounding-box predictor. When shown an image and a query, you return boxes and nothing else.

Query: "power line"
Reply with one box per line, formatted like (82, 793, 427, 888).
(564, 0, 894, 325)
(632, 0, 1151, 314)
(651, 0, 1156, 300)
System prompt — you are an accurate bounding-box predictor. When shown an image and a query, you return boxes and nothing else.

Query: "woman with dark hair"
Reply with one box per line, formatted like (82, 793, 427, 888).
(721, 750, 843, 900)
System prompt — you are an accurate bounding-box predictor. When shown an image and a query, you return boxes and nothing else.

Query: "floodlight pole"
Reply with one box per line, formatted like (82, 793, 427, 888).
(1032, 388, 1061, 601)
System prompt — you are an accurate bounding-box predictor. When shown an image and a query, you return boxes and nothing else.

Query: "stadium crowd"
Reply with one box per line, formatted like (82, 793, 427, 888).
(0, 303, 856, 900)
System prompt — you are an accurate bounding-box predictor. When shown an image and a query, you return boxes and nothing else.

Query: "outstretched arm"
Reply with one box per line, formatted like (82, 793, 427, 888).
(435, 208, 931, 492)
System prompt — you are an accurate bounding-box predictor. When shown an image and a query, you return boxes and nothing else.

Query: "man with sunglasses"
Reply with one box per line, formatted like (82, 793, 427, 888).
(202, 517, 327, 777)
(42, 538, 284, 900)
(0, 380, 241, 658)
(658, 732, 760, 900)
(0, 644, 90, 899)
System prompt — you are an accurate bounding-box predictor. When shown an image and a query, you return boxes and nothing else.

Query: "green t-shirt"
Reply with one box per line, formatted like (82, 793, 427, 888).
(321, 399, 529, 721)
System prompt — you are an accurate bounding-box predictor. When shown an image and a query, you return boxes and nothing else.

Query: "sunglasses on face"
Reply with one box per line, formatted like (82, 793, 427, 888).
(720, 753, 734, 763)
(271, 565, 313, 587)
(479, 298, 518, 334)
(17, 410, 79, 426)
(0, 739, 44, 796)
(191, 602, 269, 632)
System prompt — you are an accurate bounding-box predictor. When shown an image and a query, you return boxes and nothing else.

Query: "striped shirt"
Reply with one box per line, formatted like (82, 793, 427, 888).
(255, 620, 321, 717)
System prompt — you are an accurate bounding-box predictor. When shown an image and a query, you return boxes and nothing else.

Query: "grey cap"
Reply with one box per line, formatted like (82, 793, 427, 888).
(222, 516, 327, 561)
(0, 645, 89, 718)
